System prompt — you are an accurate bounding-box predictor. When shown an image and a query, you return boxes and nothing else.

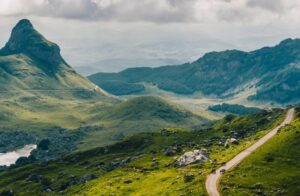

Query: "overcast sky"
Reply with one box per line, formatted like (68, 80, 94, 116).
(1, 0, 300, 75)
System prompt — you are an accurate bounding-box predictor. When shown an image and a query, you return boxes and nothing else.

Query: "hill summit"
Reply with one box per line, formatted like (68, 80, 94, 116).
(0, 19, 109, 99)
(1, 19, 64, 67)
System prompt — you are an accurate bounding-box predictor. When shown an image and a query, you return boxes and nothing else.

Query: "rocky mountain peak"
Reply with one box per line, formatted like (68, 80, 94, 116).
(0, 19, 65, 67)
(14, 19, 34, 30)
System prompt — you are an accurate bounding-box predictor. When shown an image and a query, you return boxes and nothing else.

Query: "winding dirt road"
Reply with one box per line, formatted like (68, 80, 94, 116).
(205, 108, 295, 196)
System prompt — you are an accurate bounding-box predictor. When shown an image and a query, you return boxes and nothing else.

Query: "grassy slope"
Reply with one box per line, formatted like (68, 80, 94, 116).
(220, 107, 300, 196)
(78, 96, 208, 150)
(0, 109, 284, 195)
(0, 95, 207, 151)
(0, 20, 209, 154)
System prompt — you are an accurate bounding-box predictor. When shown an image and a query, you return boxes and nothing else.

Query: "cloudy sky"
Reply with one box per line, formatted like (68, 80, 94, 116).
(0, 0, 300, 75)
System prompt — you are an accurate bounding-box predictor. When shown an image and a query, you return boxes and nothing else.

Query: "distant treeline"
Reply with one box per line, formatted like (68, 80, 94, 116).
(208, 103, 262, 115)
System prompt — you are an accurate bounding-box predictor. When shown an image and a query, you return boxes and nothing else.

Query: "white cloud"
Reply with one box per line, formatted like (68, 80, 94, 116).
(0, 0, 299, 24)
(0, 0, 300, 74)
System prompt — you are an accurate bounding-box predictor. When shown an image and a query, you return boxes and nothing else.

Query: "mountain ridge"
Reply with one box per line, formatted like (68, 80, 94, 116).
(89, 38, 300, 103)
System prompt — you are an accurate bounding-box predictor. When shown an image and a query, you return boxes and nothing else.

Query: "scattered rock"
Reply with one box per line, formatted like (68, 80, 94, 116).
(232, 131, 240, 137)
(230, 138, 239, 145)
(41, 178, 52, 187)
(68, 175, 77, 180)
(41, 186, 53, 193)
(120, 157, 132, 166)
(80, 174, 97, 184)
(252, 183, 264, 189)
(148, 150, 157, 154)
(165, 163, 171, 167)
(124, 179, 133, 184)
(59, 179, 77, 191)
(275, 189, 286, 195)
(176, 149, 209, 167)
(163, 147, 176, 156)
(27, 174, 44, 183)
(96, 162, 106, 170)
(0, 189, 14, 196)
(108, 157, 132, 171)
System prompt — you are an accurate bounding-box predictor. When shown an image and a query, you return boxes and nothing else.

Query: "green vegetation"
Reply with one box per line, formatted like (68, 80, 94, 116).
(89, 38, 300, 104)
(0, 109, 284, 195)
(0, 131, 36, 153)
(208, 103, 262, 115)
(0, 95, 206, 157)
(220, 106, 300, 195)
(0, 19, 207, 159)
(249, 65, 300, 103)
(1, 19, 298, 196)
(93, 80, 145, 95)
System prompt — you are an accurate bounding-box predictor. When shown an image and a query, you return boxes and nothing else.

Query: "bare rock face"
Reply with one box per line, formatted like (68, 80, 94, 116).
(1, 19, 65, 67)
(176, 149, 209, 167)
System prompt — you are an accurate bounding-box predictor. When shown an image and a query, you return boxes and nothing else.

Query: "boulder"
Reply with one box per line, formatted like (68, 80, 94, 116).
(124, 179, 133, 184)
(41, 186, 53, 193)
(148, 150, 157, 154)
(120, 157, 131, 166)
(59, 179, 77, 191)
(163, 147, 176, 156)
(27, 174, 44, 183)
(80, 174, 97, 184)
(96, 162, 106, 170)
(176, 150, 209, 167)
(0, 189, 14, 196)
(230, 138, 239, 145)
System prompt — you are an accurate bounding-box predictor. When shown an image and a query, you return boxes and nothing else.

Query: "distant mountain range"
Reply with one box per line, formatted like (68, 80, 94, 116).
(89, 38, 300, 104)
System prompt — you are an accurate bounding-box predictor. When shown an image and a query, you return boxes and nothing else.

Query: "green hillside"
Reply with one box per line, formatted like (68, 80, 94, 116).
(0, 108, 284, 195)
(0, 19, 207, 159)
(101, 96, 199, 122)
(89, 39, 300, 104)
(78, 96, 208, 150)
(0, 19, 108, 99)
(220, 106, 300, 195)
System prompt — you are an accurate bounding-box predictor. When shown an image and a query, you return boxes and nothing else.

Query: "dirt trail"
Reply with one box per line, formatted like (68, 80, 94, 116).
(205, 108, 295, 196)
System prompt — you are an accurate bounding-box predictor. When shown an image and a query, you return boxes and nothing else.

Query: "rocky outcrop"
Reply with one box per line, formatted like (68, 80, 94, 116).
(230, 138, 239, 145)
(27, 173, 44, 183)
(176, 149, 209, 167)
(0, 189, 14, 196)
(1, 19, 65, 68)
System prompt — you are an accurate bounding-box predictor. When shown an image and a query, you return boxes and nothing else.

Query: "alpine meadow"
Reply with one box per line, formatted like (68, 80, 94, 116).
(0, 1, 300, 196)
